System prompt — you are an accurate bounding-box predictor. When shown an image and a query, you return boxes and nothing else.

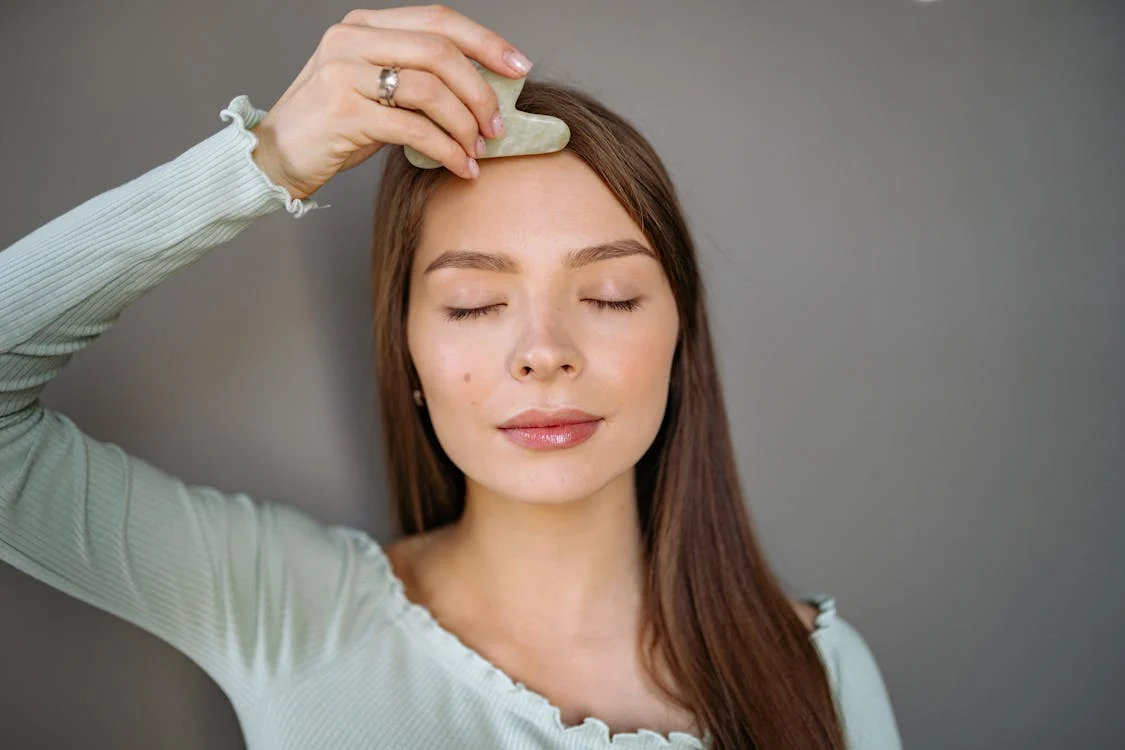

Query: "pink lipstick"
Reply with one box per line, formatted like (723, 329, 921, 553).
(498, 408, 602, 451)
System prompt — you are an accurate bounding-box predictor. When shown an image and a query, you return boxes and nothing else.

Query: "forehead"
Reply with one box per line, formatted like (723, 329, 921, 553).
(415, 150, 646, 264)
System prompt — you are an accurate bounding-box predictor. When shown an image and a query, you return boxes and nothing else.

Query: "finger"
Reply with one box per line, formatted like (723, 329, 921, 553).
(343, 5, 532, 79)
(353, 65, 484, 160)
(321, 24, 502, 139)
(355, 98, 478, 179)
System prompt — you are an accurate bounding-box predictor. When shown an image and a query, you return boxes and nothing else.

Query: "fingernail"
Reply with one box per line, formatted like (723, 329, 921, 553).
(503, 48, 532, 74)
(467, 157, 479, 178)
(476, 136, 487, 158)
(491, 111, 504, 137)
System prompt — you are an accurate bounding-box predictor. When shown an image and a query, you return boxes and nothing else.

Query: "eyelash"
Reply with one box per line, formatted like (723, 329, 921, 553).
(444, 298, 642, 321)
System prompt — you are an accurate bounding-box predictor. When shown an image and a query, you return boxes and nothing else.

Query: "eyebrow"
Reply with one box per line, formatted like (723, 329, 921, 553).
(422, 238, 656, 275)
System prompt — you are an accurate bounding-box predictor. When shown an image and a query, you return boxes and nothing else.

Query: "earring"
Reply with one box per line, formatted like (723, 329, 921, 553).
(412, 389, 424, 407)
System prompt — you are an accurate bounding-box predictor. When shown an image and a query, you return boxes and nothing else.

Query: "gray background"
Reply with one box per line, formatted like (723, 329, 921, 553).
(1, 0, 1122, 747)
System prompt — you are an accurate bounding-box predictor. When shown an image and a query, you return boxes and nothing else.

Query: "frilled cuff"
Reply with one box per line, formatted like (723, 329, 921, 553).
(219, 95, 320, 218)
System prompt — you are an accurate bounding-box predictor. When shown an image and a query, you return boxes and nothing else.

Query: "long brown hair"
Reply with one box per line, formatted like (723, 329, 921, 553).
(370, 79, 846, 750)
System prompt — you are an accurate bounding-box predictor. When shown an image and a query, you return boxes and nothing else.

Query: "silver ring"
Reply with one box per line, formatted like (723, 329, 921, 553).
(376, 65, 400, 108)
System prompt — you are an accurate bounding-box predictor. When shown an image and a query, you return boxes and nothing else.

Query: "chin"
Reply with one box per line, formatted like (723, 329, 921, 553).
(483, 471, 623, 506)
(460, 447, 631, 505)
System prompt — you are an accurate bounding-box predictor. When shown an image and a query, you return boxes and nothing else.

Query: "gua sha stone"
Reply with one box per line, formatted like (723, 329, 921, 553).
(404, 62, 571, 169)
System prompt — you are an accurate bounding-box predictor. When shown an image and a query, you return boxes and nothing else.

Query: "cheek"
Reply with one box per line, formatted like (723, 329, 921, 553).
(410, 323, 493, 410)
(408, 324, 489, 462)
(600, 312, 679, 405)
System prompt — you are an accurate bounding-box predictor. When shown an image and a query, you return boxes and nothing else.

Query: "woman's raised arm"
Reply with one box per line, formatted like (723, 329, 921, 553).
(0, 97, 353, 708)
(0, 4, 531, 708)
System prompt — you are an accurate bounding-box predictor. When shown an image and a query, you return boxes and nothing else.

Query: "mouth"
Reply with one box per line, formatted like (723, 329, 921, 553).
(498, 408, 603, 451)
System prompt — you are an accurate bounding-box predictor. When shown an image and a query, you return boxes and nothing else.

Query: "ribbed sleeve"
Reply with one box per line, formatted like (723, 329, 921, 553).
(0, 97, 382, 711)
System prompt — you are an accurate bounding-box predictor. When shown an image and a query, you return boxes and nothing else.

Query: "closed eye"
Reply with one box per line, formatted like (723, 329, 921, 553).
(585, 298, 642, 312)
(444, 298, 642, 322)
(445, 303, 504, 321)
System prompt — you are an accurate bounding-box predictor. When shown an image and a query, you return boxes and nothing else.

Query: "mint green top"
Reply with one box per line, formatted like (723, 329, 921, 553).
(0, 96, 903, 750)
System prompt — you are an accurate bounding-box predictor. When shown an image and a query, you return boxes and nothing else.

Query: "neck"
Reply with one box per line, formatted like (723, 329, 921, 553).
(436, 470, 646, 643)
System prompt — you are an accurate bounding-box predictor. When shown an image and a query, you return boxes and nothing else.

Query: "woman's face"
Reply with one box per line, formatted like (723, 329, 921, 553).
(406, 151, 680, 505)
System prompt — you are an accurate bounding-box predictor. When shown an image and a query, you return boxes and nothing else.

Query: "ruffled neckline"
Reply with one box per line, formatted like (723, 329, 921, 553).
(362, 536, 837, 749)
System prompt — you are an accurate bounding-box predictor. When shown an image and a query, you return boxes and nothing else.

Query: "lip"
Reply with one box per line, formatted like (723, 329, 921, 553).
(498, 408, 603, 451)
(499, 408, 601, 429)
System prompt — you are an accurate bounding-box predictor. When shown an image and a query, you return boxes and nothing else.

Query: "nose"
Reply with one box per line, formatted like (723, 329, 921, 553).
(508, 303, 584, 383)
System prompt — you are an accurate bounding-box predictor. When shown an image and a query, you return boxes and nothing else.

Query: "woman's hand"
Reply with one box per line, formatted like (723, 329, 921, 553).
(250, 5, 532, 198)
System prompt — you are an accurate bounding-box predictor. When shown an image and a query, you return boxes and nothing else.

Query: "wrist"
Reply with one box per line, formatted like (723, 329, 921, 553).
(249, 122, 307, 201)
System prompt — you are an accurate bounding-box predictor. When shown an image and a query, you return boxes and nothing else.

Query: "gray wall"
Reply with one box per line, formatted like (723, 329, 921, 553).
(1, 0, 1122, 747)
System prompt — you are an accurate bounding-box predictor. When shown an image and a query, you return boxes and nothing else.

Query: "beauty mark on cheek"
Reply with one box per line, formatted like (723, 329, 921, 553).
(463, 373, 471, 383)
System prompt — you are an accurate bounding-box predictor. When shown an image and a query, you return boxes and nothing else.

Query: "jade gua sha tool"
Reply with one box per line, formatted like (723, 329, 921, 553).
(404, 61, 571, 169)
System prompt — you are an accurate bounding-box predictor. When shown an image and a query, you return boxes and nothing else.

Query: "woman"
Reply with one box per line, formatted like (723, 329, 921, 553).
(0, 5, 901, 749)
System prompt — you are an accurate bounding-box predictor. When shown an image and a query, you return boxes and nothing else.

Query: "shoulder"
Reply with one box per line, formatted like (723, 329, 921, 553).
(804, 596, 883, 683)
(790, 597, 821, 633)
(797, 595, 905, 750)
